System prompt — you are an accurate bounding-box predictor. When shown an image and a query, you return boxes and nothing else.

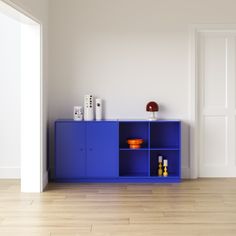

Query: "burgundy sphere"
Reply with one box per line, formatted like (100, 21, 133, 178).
(146, 101, 159, 112)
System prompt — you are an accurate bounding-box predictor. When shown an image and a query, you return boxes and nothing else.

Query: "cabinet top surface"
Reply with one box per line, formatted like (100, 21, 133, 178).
(55, 119, 181, 123)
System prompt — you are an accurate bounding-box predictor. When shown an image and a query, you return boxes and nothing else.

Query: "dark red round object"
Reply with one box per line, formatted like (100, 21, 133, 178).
(146, 101, 159, 112)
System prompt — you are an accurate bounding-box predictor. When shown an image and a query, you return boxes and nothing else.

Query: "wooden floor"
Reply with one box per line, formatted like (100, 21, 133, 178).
(0, 179, 236, 236)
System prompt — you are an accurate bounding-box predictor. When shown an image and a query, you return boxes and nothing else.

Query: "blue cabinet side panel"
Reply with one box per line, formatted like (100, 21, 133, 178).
(86, 122, 118, 177)
(55, 122, 86, 178)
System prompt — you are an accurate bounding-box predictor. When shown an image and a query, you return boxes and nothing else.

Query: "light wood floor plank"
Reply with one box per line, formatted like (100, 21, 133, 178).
(0, 179, 236, 235)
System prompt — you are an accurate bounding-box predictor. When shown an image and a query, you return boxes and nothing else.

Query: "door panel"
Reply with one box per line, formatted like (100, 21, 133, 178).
(55, 122, 86, 178)
(86, 122, 118, 177)
(199, 32, 236, 177)
(203, 35, 227, 108)
(203, 116, 227, 166)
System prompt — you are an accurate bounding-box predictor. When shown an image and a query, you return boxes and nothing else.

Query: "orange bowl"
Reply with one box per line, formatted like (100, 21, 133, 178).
(127, 139, 143, 149)
(129, 144, 141, 149)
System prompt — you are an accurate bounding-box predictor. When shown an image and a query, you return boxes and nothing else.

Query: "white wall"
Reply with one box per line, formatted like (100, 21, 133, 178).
(48, 0, 236, 178)
(1, 0, 49, 188)
(0, 12, 21, 178)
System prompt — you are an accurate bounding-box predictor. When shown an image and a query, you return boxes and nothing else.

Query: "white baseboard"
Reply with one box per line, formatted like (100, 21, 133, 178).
(0, 167, 20, 179)
(42, 171, 48, 191)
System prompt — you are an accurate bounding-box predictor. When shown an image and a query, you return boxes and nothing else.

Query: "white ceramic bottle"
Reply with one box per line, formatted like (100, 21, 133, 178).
(84, 95, 94, 121)
(73, 106, 83, 121)
(95, 98, 102, 121)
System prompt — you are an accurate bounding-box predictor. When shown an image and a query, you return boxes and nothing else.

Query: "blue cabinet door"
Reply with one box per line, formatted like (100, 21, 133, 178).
(86, 122, 118, 177)
(55, 122, 86, 178)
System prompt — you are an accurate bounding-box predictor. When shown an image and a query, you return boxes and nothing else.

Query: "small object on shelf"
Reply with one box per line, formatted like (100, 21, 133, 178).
(127, 139, 144, 149)
(95, 98, 103, 121)
(84, 94, 94, 121)
(158, 155, 163, 176)
(146, 101, 159, 121)
(74, 106, 83, 121)
(163, 159, 168, 177)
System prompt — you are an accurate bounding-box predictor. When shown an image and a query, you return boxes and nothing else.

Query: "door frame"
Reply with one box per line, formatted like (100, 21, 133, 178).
(0, 0, 44, 192)
(189, 24, 236, 178)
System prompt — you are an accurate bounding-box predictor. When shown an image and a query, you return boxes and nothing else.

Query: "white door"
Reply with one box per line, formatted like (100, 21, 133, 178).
(0, 0, 44, 192)
(198, 31, 236, 177)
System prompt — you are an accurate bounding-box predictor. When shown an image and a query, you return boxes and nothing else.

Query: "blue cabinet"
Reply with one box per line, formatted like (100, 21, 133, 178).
(86, 122, 118, 177)
(54, 120, 181, 183)
(55, 121, 118, 179)
(55, 122, 86, 178)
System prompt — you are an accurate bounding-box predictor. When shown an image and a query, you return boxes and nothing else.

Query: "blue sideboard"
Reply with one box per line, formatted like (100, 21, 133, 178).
(54, 120, 181, 183)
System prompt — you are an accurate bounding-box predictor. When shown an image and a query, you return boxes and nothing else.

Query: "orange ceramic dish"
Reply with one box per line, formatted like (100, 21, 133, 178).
(127, 139, 144, 149)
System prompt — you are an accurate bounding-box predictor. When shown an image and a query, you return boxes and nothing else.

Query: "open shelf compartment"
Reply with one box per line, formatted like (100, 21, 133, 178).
(119, 122, 149, 149)
(150, 150, 180, 177)
(150, 121, 180, 149)
(119, 150, 149, 177)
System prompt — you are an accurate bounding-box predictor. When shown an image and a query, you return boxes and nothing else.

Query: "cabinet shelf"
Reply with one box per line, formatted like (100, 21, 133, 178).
(150, 122, 180, 148)
(119, 172, 148, 177)
(150, 175, 179, 178)
(119, 150, 148, 177)
(150, 148, 180, 151)
(119, 122, 149, 149)
(120, 148, 149, 151)
(150, 150, 180, 177)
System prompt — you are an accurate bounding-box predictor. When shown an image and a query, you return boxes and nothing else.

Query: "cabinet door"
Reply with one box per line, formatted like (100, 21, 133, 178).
(55, 122, 86, 178)
(86, 122, 118, 177)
